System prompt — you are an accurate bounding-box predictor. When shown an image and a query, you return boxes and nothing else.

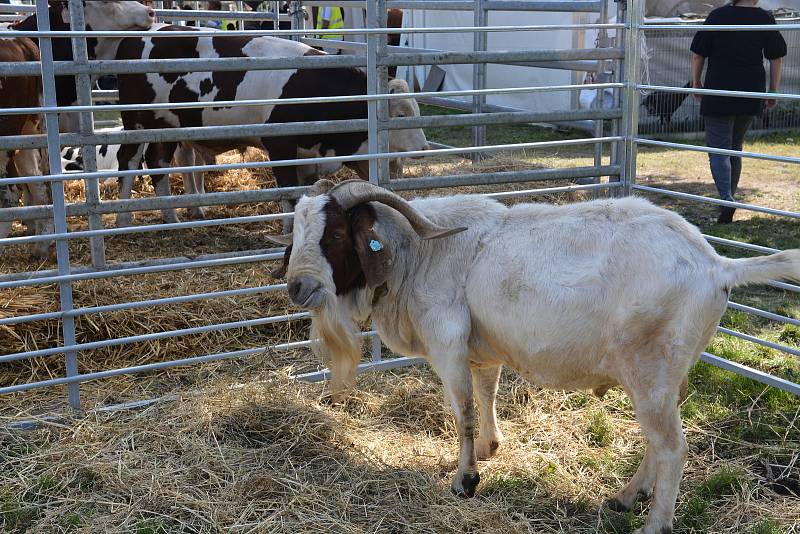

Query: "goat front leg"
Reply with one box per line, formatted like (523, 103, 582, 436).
(431, 355, 480, 498)
(472, 364, 503, 460)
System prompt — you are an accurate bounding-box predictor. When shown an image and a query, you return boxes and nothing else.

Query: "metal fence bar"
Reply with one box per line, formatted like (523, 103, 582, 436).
(700, 353, 800, 396)
(619, 0, 643, 197)
(643, 23, 800, 32)
(633, 185, 800, 219)
(728, 302, 800, 328)
(34, 0, 81, 410)
(472, 0, 487, 163)
(0, 313, 310, 364)
(389, 165, 620, 191)
(0, 252, 283, 290)
(0, 48, 625, 78)
(0, 284, 287, 328)
(0, 22, 627, 39)
(0, 247, 281, 285)
(717, 327, 800, 358)
(68, 0, 105, 269)
(293, 357, 428, 383)
(635, 138, 800, 166)
(0, 134, 623, 187)
(637, 84, 800, 103)
(0, 212, 292, 246)
(0, 83, 625, 117)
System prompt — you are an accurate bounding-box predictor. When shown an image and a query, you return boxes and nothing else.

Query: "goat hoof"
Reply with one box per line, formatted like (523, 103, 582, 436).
(475, 437, 501, 460)
(604, 498, 630, 513)
(451, 472, 480, 498)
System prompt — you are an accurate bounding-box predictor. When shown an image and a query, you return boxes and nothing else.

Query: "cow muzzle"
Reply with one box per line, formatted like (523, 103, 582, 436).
(288, 275, 324, 309)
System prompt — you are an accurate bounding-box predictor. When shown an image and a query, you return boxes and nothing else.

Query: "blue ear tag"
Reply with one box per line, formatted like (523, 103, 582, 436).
(369, 239, 383, 252)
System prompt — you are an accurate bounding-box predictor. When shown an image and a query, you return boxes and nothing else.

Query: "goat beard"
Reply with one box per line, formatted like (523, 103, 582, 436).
(310, 294, 362, 399)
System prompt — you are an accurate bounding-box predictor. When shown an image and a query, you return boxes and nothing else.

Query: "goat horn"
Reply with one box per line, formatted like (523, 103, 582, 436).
(328, 180, 466, 240)
(308, 178, 336, 196)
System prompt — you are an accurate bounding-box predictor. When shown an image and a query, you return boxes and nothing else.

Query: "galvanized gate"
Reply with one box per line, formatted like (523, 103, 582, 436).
(0, 0, 797, 423)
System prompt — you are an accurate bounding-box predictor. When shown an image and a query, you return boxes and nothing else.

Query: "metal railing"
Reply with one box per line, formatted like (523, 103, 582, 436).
(0, 0, 798, 421)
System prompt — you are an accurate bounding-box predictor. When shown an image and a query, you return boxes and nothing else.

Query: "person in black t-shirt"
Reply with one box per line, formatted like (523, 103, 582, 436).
(690, 0, 786, 223)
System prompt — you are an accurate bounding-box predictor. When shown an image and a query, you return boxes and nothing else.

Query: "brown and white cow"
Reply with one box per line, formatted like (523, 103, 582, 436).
(0, 36, 53, 259)
(10, 1, 156, 133)
(112, 25, 428, 228)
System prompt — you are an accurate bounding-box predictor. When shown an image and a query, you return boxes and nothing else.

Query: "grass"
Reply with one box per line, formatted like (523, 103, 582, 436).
(0, 107, 798, 532)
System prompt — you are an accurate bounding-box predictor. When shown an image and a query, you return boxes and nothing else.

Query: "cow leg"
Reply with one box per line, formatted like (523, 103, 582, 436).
(174, 144, 205, 219)
(471, 365, 503, 460)
(264, 139, 300, 234)
(116, 143, 146, 227)
(389, 158, 404, 179)
(14, 149, 53, 259)
(144, 142, 180, 225)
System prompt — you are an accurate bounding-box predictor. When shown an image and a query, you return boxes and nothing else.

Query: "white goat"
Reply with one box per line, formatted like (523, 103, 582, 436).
(269, 179, 800, 534)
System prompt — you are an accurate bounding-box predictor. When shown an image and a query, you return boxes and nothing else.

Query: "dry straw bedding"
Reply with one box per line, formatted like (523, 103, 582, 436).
(0, 368, 798, 533)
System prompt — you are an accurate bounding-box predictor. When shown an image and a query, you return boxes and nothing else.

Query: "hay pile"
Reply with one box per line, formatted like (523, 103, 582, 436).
(1, 367, 797, 533)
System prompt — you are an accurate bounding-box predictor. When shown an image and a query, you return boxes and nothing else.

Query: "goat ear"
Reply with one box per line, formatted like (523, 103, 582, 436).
(270, 244, 292, 279)
(350, 205, 393, 289)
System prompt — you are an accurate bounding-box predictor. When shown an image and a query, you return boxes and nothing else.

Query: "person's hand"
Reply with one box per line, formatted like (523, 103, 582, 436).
(692, 82, 702, 102)
(766, 90, 778, 110)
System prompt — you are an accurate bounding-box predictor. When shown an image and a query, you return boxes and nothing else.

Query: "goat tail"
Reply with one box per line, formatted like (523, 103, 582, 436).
(722, 249, 800, 288)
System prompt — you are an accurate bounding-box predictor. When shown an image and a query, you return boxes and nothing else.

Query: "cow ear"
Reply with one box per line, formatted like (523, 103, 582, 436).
(350, 205, 393, 289)
(270, 244, 292, 279)
(388, 78, 410, 94)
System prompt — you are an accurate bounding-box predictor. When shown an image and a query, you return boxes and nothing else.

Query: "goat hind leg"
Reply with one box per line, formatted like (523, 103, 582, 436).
(471, 364, 503, 460)
(631, 388, 687, 534)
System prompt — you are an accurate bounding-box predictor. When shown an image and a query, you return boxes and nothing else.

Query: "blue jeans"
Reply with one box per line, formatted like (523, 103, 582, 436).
(704, 115, 754, 202)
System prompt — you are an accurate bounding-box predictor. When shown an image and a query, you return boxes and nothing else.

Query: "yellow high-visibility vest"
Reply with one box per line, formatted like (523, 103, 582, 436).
(316, 6, 344, 41)
(221, 18, 238, 31)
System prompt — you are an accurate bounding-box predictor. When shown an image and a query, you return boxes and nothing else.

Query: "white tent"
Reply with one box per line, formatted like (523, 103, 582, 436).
(397, 8, 609, 113)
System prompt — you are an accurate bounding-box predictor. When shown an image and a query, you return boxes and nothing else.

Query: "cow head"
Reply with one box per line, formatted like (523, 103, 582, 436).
(50, 1, 155, 33)
(387, 79, 429, 156)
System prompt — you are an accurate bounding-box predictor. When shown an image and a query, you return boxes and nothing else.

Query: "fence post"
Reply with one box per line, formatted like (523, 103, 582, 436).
(590, 0, 609, 194)
(35, 0, 81, 411)
(609, 0, 624, 190)
(619, 0, 642, 197)
(472, 0, 487, 163)
(366, 0, 387, 362)
(290, 1, 305, 41)
(68, 0, 106, 269)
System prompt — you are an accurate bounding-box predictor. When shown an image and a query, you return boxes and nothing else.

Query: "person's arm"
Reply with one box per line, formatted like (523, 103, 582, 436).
(691, 52, 705, 102)
(766, 57, 783, 110)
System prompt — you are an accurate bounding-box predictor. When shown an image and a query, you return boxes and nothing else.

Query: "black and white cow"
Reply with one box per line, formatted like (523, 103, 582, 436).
(112, 25, 428, 228)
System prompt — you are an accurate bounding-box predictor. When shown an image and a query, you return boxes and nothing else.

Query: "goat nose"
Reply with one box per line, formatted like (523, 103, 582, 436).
(147, 7, 156, 19)
(287, 276, 322, 308)
(287, 279, 303, 302)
